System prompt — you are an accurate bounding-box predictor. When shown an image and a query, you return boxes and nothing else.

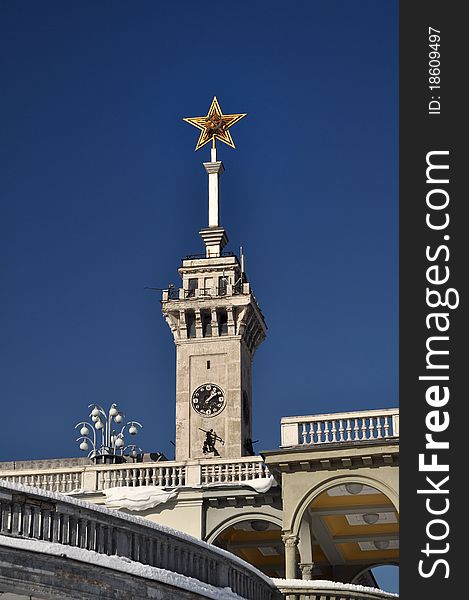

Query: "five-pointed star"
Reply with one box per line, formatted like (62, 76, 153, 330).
(183, 97, 246, 151)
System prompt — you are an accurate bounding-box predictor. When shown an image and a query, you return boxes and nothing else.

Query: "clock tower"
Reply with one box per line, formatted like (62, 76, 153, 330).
(161, 98, 267, 460)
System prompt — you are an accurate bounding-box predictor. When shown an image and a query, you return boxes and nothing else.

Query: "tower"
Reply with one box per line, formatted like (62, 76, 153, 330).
(162, 98, 266, 460)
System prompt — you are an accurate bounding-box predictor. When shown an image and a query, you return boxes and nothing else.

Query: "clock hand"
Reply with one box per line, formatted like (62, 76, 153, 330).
(205, 390, 218, 403)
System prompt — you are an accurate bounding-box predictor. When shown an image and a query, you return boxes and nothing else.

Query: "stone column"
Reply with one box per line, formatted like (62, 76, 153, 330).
(282, 533, 299, 579)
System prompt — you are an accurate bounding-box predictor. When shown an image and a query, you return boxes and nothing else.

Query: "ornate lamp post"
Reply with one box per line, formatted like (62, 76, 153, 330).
(75, 403, 143, 464)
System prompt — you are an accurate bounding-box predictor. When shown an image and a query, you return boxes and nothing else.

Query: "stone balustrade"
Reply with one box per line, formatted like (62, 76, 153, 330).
(273, 579, 397, 600)
(0, 456, 271, 494)
(281, 409, 399, 447)
(0, 481, 279, 600)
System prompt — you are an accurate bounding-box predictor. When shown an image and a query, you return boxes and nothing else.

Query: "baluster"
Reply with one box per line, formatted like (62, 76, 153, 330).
(69, 516, 78, 546)
(331, 420, 338, 442)
(117, 468, 124, 487)
(41, 509, 52, 541)
(130, 468, 137, 487)
(109, 527, 117, 555)
(158, 467, 164, 486)
(307, 422, 314, 444)
(138, 468, 144, 486)
(58, 512, 69, 544)
(123, 468, 130, 487)
(156, 539, 163, 567)
(75, 517, 83, 547)
(345, 419, 352, 442)
(0, 502, 10, 534)
(338, 419, 345, 442)
(369, 417, 375, 439)
(87, 520, 96, 551)
(144, 536, 152, 565)
(51, 512, 62, 543)
(361, 417, 368, 440)
(31, 505, 41, 538)
(11, 502, 22, 535)
(376, 416, 383, 438)
(323, 421, 330, 443)
(130, 532, 137, 561)
(107, 525, 114, 555)
(96, 523, 104, 552)
(23, 504, 32, 537)
(144, 468, 150, 486)
(171, 467, 177, 487)
(384, 416, 390, 436)
(301, 422, 307, 444)
(353, 418, 360, 440)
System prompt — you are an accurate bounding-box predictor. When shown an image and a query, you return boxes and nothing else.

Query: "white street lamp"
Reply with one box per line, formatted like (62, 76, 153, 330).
(75, 403, 143, 464)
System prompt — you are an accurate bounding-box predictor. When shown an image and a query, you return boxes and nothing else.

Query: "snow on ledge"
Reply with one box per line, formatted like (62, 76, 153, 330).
(104, 486, 178, 510)
(101, 476, 274, 511)
(0, 535, 245, 600)
(273, 578, 398, 598)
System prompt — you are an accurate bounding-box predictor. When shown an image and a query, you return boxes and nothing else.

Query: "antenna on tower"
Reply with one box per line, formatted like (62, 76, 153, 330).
(240, 245, 245, 274)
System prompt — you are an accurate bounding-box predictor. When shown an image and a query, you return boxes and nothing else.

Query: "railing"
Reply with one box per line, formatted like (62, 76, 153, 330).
(181, 285, 247, 299)
(200, 458, 270, 485)
(95, 462, 187, 491)
(0, 456, 269, 494)
(274, 579, 397, 600)
(0, 467, 85, 493)
(281, 409, 399, 447)
(184, 252, 237, 260)
(0, 481, 278, 600)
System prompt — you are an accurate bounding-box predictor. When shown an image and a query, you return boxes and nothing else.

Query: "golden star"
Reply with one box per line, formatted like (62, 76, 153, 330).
(183, 97, 246, 151)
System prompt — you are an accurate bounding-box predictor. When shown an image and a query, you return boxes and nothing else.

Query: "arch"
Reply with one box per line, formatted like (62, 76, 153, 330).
(206, 512, 283, 544)
(291, 473, 399, 538)
(352, 561, 400, 583)
(353, 563, 399, 594)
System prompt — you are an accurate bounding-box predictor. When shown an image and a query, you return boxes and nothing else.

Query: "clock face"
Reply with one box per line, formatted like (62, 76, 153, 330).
(191, 383, 226, 417)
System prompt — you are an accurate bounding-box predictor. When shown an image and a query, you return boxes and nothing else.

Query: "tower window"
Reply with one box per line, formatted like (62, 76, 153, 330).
(218, 276, 228, 296)
(201, 309, 212, 337)
(186, 310, 196, 338)
(218, 308, 228, 336)
(187, 278, 198, 298)
(203, 277, 213, 296)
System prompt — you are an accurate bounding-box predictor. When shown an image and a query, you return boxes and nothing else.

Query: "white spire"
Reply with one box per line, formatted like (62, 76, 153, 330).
(200, 146, 228, 258)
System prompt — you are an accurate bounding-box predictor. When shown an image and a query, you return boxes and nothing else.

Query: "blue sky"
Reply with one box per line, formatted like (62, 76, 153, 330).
(0, 0, 398, 464)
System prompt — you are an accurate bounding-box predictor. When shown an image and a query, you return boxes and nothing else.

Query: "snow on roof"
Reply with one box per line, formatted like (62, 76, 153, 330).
(0, 535, 246, 600)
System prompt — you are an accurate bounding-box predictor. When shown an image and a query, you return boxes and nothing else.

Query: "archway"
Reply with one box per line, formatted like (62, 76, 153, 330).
(209, 515, 285, 578)
(288, 478, 399, 583)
